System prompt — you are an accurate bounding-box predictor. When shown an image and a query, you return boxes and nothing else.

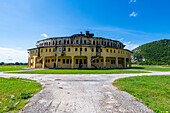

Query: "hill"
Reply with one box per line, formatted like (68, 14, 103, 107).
(132, 39, 170, 65)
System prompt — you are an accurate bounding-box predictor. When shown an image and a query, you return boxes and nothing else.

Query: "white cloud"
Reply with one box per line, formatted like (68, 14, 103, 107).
(40, 33, 48, 38)
(129, 0, 136, 3)
(124, 42, 139, 50)
(0, 47, 28, 63)
(129, 11, 138, 17)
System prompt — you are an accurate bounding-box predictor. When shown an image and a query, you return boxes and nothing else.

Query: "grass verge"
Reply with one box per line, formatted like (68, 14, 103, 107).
(132, 65, 170, 71)
(0, 65, 27, 72)
(0, 77, 42, 112)
(8, 69, 149, 74)
(113, 75, 170, 113)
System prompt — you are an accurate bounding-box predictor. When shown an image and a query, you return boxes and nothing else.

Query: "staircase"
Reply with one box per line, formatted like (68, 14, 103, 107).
(91, 56, 99, 62)
(37, 57, 43, 62)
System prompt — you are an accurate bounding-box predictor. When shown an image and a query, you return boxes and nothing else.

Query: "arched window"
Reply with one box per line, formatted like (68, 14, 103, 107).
(67, 40, 69, 44)
(53, 41, 55, 45)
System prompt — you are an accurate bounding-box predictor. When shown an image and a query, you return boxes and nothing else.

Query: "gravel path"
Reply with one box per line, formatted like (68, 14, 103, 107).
(0, 71, 170, 113)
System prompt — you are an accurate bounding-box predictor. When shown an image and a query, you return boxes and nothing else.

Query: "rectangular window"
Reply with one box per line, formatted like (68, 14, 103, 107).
(58, 59, 61, 62)
(110, 50, 112, 53)
(59, 48, 62, 52)
(63, 48, 66, 51)
(101, 59, 103, 62)
(111, 60, 113, 64)
(49, 49, 51, 52)
(100, 49, 102, 52)
(76, 59, 79, 64)
(70, 59, 72, 64)
(46, 49, 48, 52)
(75, 48, 78, 51)
(53, 48, 55, 52)
(80, 48, 82, 51)
(48, 59, 50, 63)
(63, 59, 65, 64)
(68, 48, 70, 52)
(80, 59, 82, 64)
(96, 49, 99, 52)
(66, 59, 69, 64)
(85, 48, 87, 51)
(52, 59, 54, 62)
(97, 59, 99, 63)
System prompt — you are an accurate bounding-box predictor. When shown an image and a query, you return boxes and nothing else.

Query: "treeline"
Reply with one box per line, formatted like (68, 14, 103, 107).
(0, 62, 28, 65)
(132, 39, 170, 65)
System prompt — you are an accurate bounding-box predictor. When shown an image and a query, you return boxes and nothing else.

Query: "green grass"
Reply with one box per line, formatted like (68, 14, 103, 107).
(113, 75, 170, 113)
(0, 65, 27, 72)
(132, 65, 170, 71)
(0, 77, 42, 112)
(9, 69, 149, 74)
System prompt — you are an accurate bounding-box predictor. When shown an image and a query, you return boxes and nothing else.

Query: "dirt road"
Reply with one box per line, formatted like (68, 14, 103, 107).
(0, 71, 169, 113)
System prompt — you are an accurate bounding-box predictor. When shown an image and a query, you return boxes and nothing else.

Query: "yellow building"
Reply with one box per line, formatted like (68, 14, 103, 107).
(28, 31, 132, 69)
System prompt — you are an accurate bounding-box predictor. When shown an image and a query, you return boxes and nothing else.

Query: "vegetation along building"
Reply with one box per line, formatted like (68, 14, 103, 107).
(28, 31, 132, 69)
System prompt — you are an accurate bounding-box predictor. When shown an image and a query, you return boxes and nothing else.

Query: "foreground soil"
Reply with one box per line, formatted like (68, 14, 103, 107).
(0, 71, 170, 113)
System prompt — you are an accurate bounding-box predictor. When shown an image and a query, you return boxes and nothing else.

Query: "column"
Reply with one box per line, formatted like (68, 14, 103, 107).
(87, 56, 91, 68)
(42, 57, 45, 68)
(71, 56, 74, 69)
(124, 58, 127, 68)
(28, 58, 31, 68)
(116, 57, 118, 68)
(55, 56, 58, 68)
(103, 57, 106, 69)
(33, 56, 37, 68)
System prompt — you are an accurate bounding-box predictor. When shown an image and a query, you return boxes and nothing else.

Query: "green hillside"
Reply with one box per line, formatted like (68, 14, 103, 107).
(132, 39, 170, 65)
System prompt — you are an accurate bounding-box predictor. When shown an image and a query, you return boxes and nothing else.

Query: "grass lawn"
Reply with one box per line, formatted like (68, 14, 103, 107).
(9, 69, 149, 74)
(113, 75, 170, 113)
(0, 77, 42, 112)
(132, 65, 170, 71)
(0, 65, 27, 72)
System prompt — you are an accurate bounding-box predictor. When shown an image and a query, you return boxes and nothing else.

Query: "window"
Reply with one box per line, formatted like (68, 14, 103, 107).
(80, 59, 82, 64)
(67, 40, 69, 44)
(101, 59, 103, 62)
(59, 40, 61, 44)
(91, 48, 94, 52)
(96, 49, 99, 52)
(70, 59, 72, 64)
(52, 59, 54, 62)
(97, 59, 99, 63)
(53, 41, 55, 45)
(114, 50, 116, 53)
(76, 59, 79, 64)
(46, 49, 48, 52)
(64, 40, 66, 44)
(49, 42, 51, 46)
(41, 49, 43, 52)
(66, 59, 69, 64)
(53, 48, 55, 52)
(84, 40, 86, 44)
(100, 49, 102, 52)
(80, 40, 82, 44)
(80, 48, 82, 51)
(49, 49, 51, 52)
(110, 50, 112, 53)
(111, 60, 113, 64)
(107, 42, 109, 46)
(59, 48, 62, 52)
(106, 49, 108, 52)
(107, 60, 110, 62)
(75, 48, 78, 51)
(46, 60, 47, 63)
(93, 40, 95, 45)
(68, 48, 70, 52)
(48, 59, 50, 63)
(97, 41, 99, 45)
(76, 40, 79, 44)
(56, 41, 57, 45)
(71, 39, 73, 44)
(85, 48, 87, 51)
(84, 59, 87, 64)
(63, 59, 65, 64)
(58, 59, 61, 62)
(63, 48, 66, 51)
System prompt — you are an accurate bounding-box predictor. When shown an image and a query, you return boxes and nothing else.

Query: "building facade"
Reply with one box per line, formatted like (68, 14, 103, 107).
(28, 31, 132, 69)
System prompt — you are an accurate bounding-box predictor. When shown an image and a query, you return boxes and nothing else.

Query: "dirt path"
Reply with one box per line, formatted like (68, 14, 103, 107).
(0, 71, 170, 113)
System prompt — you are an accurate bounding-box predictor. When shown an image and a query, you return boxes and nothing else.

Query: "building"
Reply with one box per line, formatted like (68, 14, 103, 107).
(28, 31, 132, 69)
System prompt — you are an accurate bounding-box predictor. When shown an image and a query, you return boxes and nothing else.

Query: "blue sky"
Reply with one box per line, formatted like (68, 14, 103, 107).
(0, 0, 170, 62)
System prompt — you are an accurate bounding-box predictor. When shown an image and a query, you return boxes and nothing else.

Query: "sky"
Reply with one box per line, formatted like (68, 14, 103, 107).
(0, 0, 170, 63)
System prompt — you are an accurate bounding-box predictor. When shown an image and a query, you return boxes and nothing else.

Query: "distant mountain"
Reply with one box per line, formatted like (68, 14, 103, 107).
(132, 39, 170, 65)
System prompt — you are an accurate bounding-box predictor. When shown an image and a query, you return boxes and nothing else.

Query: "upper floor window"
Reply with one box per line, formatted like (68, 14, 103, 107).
(75, 48, 78, 51)
(76, 40, 79, 44)
(110, 50, 112, 53)
(49, 42, 51, 46)
(93, 40, 95, 45)
(63, 48, 66, 51)
(59, 40, 61, 44)
(84, 40, 87, 44)
(53, 41, 55, 45)
(100, 49, 102, 52)
(85, 48, 87, 51)
(106, 49, 108, 52)
(71, 39, 73, 44)
(53, 48, 55, 52)
(59, 48, 62, 52)
(56, 41, 57, 45)
(67, 40, 69, 44)
(49, 49, 51, 52)
(46, 49, 48, 52)
(80, 48, 82, 51)
(64, 40, 66, 44)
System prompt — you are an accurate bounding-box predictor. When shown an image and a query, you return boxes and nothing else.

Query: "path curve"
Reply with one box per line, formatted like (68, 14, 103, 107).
(0, 71, 170, 113)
